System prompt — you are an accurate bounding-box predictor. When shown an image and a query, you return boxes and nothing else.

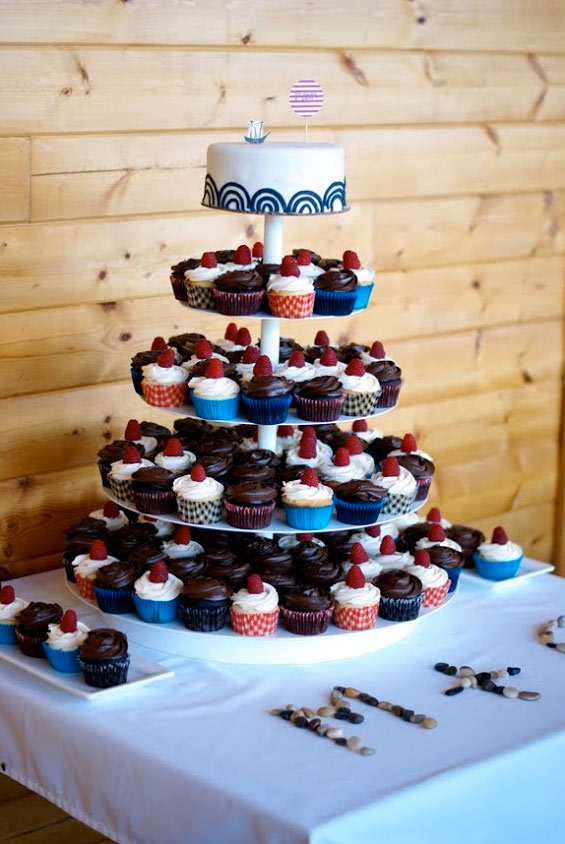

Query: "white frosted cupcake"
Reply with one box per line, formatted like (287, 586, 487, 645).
(223, 244, 259, 272)
(123, 418, 158, 459)
(133, 561, 183, 624)
(276, 351, 317, 384)
(0, 586, 28, 645)
(173, 464, 224, 524)
(350, 419, 383, 444)
(339, 359, 381, 416)
(74, 540, 119, 600)
(185, 252, 227, 309)
(415, 524, 463, 553)
(42, 610, 89, 673)
(230, 574, 280, 636)
(286, 431, 333, 468)
(344, 434, 375, 477)
(281, 468, 334, 530)
(267, 256, 316, 319)
(142, 348, 189, 408)
(372, 535, 414, 570)
(295, 249, 324, 279)
(313, 348, 346, 377)
(108, 445, 154, 502)
(405, 550, 450, 608)
(372, 457, 417, 516)
(235, 346, 261, 382)
(341, 542, 383, 582)
(331, 565, 381, 630)
(320, 447, 364, 489)
(360, 341, 396, 366)
(88, 500, 129, 531)
(215, 322, 239, 352)
(349, 524, 399, 554)
(188, 359, 240, 421)
(154, 438, 196, 474)
(138, 515, 175, 539)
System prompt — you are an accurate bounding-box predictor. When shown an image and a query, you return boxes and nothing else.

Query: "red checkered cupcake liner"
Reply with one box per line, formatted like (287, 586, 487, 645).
(266, 291, 315, 319)
(75, 574, 96, 601)
(213, 289, 265, 316)
(223, 499, 275, 529)
(421, 579, 450, 608)
(230, 607, 280, 636)
(142, 379, 187, 408)
(333, 602, 380, 631)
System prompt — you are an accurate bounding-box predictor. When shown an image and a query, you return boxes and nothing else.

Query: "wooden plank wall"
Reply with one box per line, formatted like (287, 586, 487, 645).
(0, 0, 564, 578)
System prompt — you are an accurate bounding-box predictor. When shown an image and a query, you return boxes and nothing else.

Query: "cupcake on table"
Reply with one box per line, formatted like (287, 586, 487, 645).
(266, 255, 316, 319)
(313, 265, 358, 316)
(132, 560, 183, 624)
(73, 539, 119, 601)
(185, 251, 227, 310)
(404, 550, 450, 608)
(331, 564, 381, 631)
(78, 628, 130, 688)
(42, 609, 89, 673)
(179, 576, 232, 632)
(473, 526, 523, 581)
(230, 574, 280, 637)
(341, 541, 383, 582)
(0, 586, 28, 645)
(94, 560, 138, 614)
(141, 347, 189, 408)
(389, 433, 435, 502)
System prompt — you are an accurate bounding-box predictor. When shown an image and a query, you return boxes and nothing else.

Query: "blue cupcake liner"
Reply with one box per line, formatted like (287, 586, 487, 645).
(42, 642, 83, 673)
(131, 365, 144, 396)
(132, 593, 179, 624)
(282, 502, 334, 530)
(353, 283, 374, 311)
(439, 565, 463, 593)
(189, 391, 240, 421)
(94, 585, 135, 615)
(379, 592, 422, 622)
(240, 393, 293, 425)
(0, 622, 17, 645)
(313, 289, 357, 316)
(333, 495, 385, 526)
(472, 551, 523, 582)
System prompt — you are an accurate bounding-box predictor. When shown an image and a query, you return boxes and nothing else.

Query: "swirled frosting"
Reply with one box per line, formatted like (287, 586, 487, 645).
(331, 579, 380, 607)
(315, 269, 357, 291)
(371, 466, 416, 495)
(230, 582, 279, 614)
(154, 450, 196, 473)
(340, 371, 381, 394)
(0, 596, 28, 622)
(46, 621, 90, 651)
(173, 474, 224, 501)
(375, 569, 422, 598)
(80, 628, 128, 661)
(476, 540, 523, 562)
(281, 478, 334, 505)
(267, 273, 314, 294)
(142, 362, 188, 385)
(185, 264, 227, 283)
(404, 562, 448, 589)
(16, 602, 63, 631)
(134, 570, 183, 601)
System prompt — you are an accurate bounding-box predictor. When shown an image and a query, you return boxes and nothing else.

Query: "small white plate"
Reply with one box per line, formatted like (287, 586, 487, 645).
(0, 644, 174, 700)
(460, 556, 554, 589)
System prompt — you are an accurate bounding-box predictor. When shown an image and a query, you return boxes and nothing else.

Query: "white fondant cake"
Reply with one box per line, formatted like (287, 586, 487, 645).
(202, 142, 347, 215)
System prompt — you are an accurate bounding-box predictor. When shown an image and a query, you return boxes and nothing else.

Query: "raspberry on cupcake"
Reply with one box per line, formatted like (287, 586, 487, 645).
(0, 586, 29, 645)
(331, 564, 380, 630)
(74, 539, 119, 601)
(341, 541, 383, 582)
(108, 445, 154, 503)
(185, 251, 227, 310)
(230, 574, 280, 637)
(473, 526, 523, 581)
(266, 255, 316, 319)
(343, 249, 375, 311)
(188, 359, 240, 421)
(404, 549, 450, 608)
(132, 560, 183, 624)
(276, 350, 317, 384)
(339, 358, 381, 416)
(372, 456, 417, 517)
(173, 463, 225, 525)
(42, 609, 90, 673)
(240, 355, 293, 425)
(281, 468, 334, 530)
(345, 434, 375, 477)
(141, 348, 189, 408)
(320, 447, 363, 489)
(389, 433, 435, 502)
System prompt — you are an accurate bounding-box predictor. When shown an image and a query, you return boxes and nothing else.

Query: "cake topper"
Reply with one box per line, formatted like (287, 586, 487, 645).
(289, 78, 324, 140)
(244, 119, 269, 144)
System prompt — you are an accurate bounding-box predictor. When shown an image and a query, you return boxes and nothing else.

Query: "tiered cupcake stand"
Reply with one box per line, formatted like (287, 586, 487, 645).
(68, 211, 452, 664)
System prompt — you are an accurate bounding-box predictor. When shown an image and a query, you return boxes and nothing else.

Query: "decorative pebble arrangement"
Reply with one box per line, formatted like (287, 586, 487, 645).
(538, 615, 565, 652)
(434, 663, 541, 701)
(333, 686, 437, 729)
(270, 705, 375, 756)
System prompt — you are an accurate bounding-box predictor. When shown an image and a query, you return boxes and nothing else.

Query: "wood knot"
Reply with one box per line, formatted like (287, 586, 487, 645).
(61, 87, 72, 97)
(98, 269, 107, 280)
(120, 332, 132, 342)
(241, 30, 252, 45)
(124, 252, 131, 260)
(17, 476, 32, 490)
(100, 301, 116, 312)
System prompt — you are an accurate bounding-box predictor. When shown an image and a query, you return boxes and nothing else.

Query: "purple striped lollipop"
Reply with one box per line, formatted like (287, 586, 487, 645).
(289, 79, 324, 117)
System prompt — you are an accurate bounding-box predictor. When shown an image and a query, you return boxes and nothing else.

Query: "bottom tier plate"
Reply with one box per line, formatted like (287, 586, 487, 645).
(66, 580, 455, 666)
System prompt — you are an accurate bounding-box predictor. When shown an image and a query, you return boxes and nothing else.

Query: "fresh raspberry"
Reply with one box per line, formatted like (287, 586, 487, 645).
(205, 359, 224, 379)
(365, 525, 380, 537)
(298, 438, 317, 460)
(173, 525, 191, 545)
(492, 525, 508, 545)
(382, 456, 400, 477)
(401, 433, 417, 453)
(350, 542, 369, 564)
(235, 327, 251, 346)
(345, 564, 366, 589)
(122, 445, 142, 464)
(288, 350, 305, 368)
(345, 435, 363, 455)
(352, 419, 368, 432)
(102, 501, 121, 518)
(314, 330, 330, 346)
(253, 355, 273, 377)
(225, 322, 238, 342)
(428, 524, 446, 542)
(296, 249, 311, 266)
(369, 341, 385, 359)
(334, 447, 350, 466)
(301, 427, 317, 441)
(60, 609, 78, 633)
(190, 464, 207, 482)
(301, 468, 320, 487)
(415, 549, 431, 568)
(278, 425, 294, 437)
(233, 244, 252, 265)
(242, 345, 260, 364)
(342, 250, 361, 270)
(296, 533, 314, 541)
(319, 348, 337, 366)
(124, 419, 142, 441)
(89, 539, 108, 560)
(163, 437, 184, 457)
(200, 251, 217, 268)
(345, 358, 365, 377)
(157, 348, 175, 368)
(380, 535, 396, 555)
(252, 242, 264, 259)
(1, 586, 15, 605)
(194, 339, 213, 360)
(148, 560, 169, 584)
(151, 336, 167, 351)
(280, 256, 300, 277)
(247, 573, 264, 594)
(427, 507, 442, 523)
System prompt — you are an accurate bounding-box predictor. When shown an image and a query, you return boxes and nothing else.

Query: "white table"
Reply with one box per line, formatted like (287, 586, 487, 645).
(1, 568, 564, 844)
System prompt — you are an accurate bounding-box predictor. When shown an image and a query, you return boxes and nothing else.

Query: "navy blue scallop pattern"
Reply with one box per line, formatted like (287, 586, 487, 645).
(202, 175, 346, 213)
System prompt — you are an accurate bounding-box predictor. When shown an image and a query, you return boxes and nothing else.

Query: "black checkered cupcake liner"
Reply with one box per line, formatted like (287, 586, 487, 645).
(108, 476, 134, 503)
(380, 489, 417, 517)
(186, 283, 215, 311)
(342, 391, 379, 417)
(176, 495, 224, 525)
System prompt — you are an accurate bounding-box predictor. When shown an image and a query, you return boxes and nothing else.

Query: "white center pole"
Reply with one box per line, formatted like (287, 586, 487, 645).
(258, 213, 284, 454)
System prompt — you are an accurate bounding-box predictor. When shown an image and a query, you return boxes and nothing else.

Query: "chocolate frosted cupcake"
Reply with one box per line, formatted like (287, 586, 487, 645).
(313, 269, 357, 315)
(292, 540, 330, 571)
(94, 561, 137, 614)
(333, 479, 386, 525)
(447, 524, 485, 566)
(427, 545, 465, 592)
(280, 586, 334, 635)
(223, 482, 278, 529)
(15, 602, 64, 657)
(213, 269, 265, 316)
(367, 435, 402, 464)
(240, 357, 293, 425)
(229, 461, 276, 486)
(131, 466, 177, 515)
(279, 337, 304, 364)
(173, 417, 211, 443)
(260, 568, 297, 595)
(375, 569, 423, 621)
(256, 262, 281, 284)
(253, 545, 294, 574)
(396, 522, 429, 554)
(297, 557, 341, 588)
(170, 257, 199, 302)
(339, 342, 370, 363)
(78, 628, 130, 688)
(294, 376, 345, 422)
(292, 248, 322, 265)
(365, 360, 402, 408)
(198, 452, 232, 485)
(166, 555, 206, 584)
(179, 576, 232, 631)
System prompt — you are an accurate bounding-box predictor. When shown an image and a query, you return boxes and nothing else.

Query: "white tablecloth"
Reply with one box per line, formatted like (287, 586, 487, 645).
(1, 568, 565, 844)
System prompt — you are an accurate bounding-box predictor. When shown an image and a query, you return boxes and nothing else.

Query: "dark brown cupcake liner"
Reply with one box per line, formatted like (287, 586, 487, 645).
(376, 380, 401, 409)
(294, 394, 346, 422)
(280, 606, 334, 635)
(170, 273, 188, 302)
(213, 289, 264, 316)
(414, 476, 432, 502)
(132, 489, 177, 515)
(15, 627, 48, 658)
(79, 656, 131, 688)
(223, 499, 276, 529)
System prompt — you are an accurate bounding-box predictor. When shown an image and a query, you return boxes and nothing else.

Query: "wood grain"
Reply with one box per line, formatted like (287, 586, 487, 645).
(0, 138, 29, 223)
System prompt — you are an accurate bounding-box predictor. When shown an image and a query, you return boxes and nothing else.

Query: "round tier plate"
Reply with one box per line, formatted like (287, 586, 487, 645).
(66, 580, 454, 665)
(103, 489, 426, 535)
(177, 301, 362, 321)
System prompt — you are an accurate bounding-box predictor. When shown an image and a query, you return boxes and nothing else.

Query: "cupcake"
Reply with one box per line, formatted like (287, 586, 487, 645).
(213, 263, 265, 316)
(447, 522, 485, 567)
(333, 479, 386, 525)
(223, 482, 277, 529)
(313, 268, 357, 315)
(320, 447, 364, 489)
(185, 251, 226, 310)
(131, 465, 177, 515)
(0, 586, 28, 645)
(222, 244, 259, 272)
(473, 526, 524, 581)
(130, 340, 162, 396)
(280, 586, 333, 635)
(235, 346, 261, 383)
(281, 468, 334, 530)
(179, 576, 232, 631)
(170, 257, 199, 301)
(230, 574, 280, 637)
(74, 540, 119, 600)
(266, 255, 315, 319)
(78, 628, 130, 688)
(108, 445, 154, 503)
(132, 560, 183, 624)
(350, 418, 383, 446)
(122, 418, 159, 459)
(202, 545, 250, 592)
(348, 523, 399, 554)
(294, 376, 345, 422)
(389, 433, 435, 502)
(215, 321, 239, 352)
(331, 565, 380, 631)
(372, 456, 417, 516)
(173, 464, 224, 524)
(365, 355, 402, 409)
(415, 523, 463, 552)
(339, 358, 381, 417)
(188, 359, 240, 421)
(313, 348, 346, 378)
(162, 525, 204, 563)
(426, 507, 453, 530)
(277, 424, 299, 453)
(182, 338, 229, 373)
(303, 330, 333, 363)
(372, 535, 414, 571)
(375, 569, 423, 622)
(15, 602, 63, 657)
(344, 434, 375, 477)
(404, 550, 450, 608)
(138, 515, 175, 540)
(94, 560, 138, 614)
(154, 437, 196, 476)
(343, 250, 375, 311)
(142, 348, 189, 408)
(422, 530, 465, 593)
(240, 356, 293, 425)
(366, 433, 402, 465)
(42, 610, 89, 673)
(340, 541, 383, 582)
(285, 427, 333, 468)
(223, 326, 253, 363)
(276, 350, 317, 386)
(88, 500, 129, 532)
(97, 439, 140, 489)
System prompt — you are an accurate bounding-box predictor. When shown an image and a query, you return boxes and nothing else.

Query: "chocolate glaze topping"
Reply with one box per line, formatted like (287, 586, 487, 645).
(95, 561, 137, 590)
(131, 466, 176, 490)
(366, 360, 402, 381)
(225, 482, 278, 507)
(241, 375, 293, 398)
(214, 270, 264, 292)
(80, 628, 129, 661)
(428, 545, 464, 570)
(282, 585, 332, 612)
(16, 602, 63, 631)
(181, 576, 232, 603)
(376, 569, 422, 599)
(295, 376, 344, 400)
(396, 454, 435, 479)
(335, 479, 387, 502)
(314, 269, 357, 292)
